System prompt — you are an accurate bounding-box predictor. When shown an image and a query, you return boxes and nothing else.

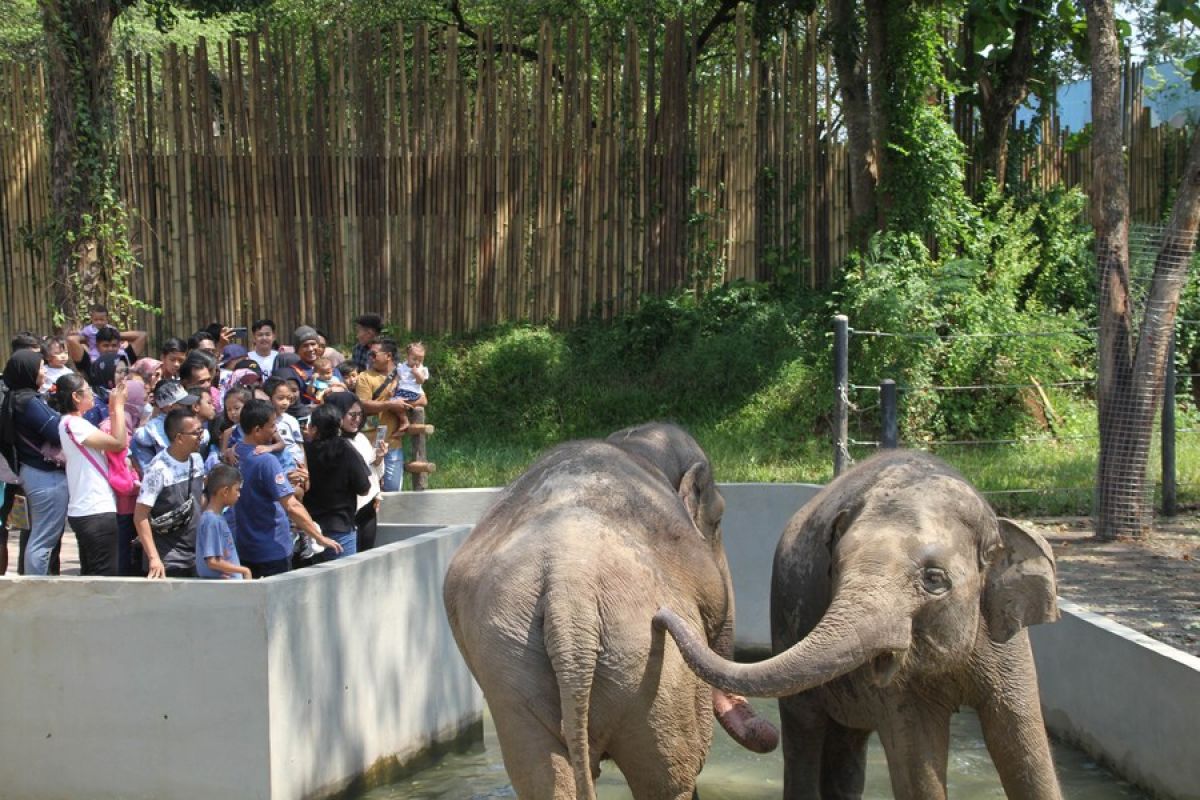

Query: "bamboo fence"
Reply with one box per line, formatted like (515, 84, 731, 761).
(0, 15, 1194, 342)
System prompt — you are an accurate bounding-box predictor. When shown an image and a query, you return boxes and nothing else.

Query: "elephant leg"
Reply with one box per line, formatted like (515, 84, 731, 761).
(974, 638, 1064, 800)
(779, 693, 827, 800)
(819, 720, 871, 800)
(489, 698, 581, 799)
(875, 700, 952, 800)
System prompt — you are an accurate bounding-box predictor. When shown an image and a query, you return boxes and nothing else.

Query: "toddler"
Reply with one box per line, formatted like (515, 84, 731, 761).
(309, 356, 344, 402)
(395, 342, 429, 404)
(41, 335, 74, 392)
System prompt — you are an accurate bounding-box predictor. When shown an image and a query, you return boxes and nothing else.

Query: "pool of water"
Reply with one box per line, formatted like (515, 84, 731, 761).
(363, 704, 1144, 799)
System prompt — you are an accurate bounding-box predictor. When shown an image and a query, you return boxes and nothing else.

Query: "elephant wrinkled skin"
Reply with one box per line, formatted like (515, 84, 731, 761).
(655, 450, 1063, 800)
(443, 422, 776, 800)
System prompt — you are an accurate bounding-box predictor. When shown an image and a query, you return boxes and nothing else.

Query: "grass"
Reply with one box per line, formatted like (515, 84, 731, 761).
(421, 404, 1200, 518)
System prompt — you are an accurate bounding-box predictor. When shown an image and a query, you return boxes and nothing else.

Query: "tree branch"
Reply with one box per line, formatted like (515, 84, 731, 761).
(693, 0, 740, 59)
(445, 0, 563, 83)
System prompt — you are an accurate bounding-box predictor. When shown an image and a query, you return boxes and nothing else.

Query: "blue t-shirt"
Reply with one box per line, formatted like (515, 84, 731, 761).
(195, 509, 243, 579)
(232, 441, 294, 563)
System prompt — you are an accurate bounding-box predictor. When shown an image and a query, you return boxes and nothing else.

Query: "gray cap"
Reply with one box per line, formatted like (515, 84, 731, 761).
(153, 379, 200, 409)
(293, 325, 320, 348)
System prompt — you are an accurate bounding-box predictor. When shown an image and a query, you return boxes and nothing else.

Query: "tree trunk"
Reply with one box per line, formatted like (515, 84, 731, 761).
(862, 0, 889, 225)
(975, 2, 1042, 191)
(1086, 0, 1200, 538)
(40, 0, 125, 329)
(828, 0, 876, 240)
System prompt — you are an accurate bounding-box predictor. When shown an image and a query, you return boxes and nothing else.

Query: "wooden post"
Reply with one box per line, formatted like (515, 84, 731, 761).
(404, 406, 435, 491)
(880, 379, 898, 449)
(1162, 331, 1177, 517)
(833, 314, 850, 476)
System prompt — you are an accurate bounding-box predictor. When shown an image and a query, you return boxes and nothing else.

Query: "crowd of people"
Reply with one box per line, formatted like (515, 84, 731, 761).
(0, 308, 432, 579)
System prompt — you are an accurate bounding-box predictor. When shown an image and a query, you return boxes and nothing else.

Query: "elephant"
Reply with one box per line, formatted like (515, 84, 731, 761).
(443, 422, 777, 800)
(654, 449, 1063, 799)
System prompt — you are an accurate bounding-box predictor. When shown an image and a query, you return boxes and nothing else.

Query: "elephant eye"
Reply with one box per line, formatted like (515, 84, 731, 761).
(921, 567, 952, 595)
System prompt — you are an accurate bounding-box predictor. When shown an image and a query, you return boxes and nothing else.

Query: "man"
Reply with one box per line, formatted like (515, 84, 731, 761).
(232, 399, 340, 577)
(281, 326, 327, 408)
(351, 313, 382, 371)
(69, 325, 136, 375)
(248, 319, 278, 374)
(133, 409, 205, 578)
(355, 339, 412, 492)
(159, 338, 188, 381)
(130, 380, 203, 471)
(180, 351, 215, 391)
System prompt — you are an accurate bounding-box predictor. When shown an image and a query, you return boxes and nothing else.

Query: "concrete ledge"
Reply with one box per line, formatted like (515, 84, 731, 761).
(0, 525, 482, 800)
(1030, 599, 1200, 800)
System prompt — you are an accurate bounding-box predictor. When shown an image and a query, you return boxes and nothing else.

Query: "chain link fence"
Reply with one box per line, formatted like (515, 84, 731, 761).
(831, 224, 1200, 524)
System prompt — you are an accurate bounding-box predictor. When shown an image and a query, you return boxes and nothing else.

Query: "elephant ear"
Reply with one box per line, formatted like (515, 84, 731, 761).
(679, 460, 720, 538)
(982, 518, 1059, 643)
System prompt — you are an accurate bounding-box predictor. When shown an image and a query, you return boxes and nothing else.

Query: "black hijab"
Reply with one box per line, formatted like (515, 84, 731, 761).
(89, 352, 129, 403)
(2, 350, 44, 412)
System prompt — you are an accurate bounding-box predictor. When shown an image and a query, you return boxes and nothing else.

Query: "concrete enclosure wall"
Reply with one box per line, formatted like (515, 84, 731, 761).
(1030, 600, 1200, 800)
(0, 526, 480, 800)
(4, 484, 1197, 799)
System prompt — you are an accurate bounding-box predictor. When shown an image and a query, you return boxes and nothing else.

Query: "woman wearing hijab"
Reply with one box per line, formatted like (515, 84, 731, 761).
(3, 351, 68, 575)
(324, 391, 386, 552)
(85, 352, 130, 426)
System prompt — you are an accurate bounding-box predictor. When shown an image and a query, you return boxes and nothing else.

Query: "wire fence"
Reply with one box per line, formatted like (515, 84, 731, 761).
(831, 224, 1200, 525)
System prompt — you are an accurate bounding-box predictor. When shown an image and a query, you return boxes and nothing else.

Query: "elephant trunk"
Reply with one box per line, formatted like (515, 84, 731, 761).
(653, 601, 911, 699)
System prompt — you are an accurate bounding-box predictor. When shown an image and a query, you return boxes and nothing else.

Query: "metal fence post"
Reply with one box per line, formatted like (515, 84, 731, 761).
(834, 315, 850, 476)
(1163, 331, 1177, 516)
(880, 379, 898, 449)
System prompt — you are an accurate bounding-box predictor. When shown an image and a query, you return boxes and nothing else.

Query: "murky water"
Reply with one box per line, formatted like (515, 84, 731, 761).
(363, 704, 1144, 799)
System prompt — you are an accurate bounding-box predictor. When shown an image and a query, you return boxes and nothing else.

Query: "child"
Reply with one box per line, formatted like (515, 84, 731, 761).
(195, 464, 251, 580)
(339, 363, 360, 393)
(395, 341, 430, 404)
(41, 336, 74, 392)
(262, 377, 321, 559)
(78, 304, 111, 362)
(309, 356, 344, 402)
(218, 387, 253, 466)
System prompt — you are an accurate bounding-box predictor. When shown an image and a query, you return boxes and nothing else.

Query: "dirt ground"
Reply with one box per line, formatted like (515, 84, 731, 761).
(1023, 514, 1200, 657)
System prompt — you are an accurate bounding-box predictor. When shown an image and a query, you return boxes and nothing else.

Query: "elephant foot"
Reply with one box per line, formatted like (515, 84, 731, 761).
(712, 689, 779, 753)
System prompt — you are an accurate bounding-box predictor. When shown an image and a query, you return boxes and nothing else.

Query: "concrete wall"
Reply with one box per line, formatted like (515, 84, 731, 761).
(0, 526, 481, 800)
(379, 483, 820, 649)
(1030, 600, 1200, 800)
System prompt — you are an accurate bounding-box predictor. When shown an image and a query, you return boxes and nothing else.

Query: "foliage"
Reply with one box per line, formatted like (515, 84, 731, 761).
(879, 4, 973, 244)
(835, 188, 1095, 441)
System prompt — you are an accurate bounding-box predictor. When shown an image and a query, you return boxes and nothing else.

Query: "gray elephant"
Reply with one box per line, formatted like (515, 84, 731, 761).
(655, 450, 1062, 799)
(444, 422, 777, 800)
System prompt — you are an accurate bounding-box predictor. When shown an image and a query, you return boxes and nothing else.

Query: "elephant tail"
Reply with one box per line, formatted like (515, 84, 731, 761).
(543, 591, 600, 800)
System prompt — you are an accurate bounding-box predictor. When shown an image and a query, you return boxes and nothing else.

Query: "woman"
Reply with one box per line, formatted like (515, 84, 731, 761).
(301, 402, 370, 559)
(325, 392, 385, 552)
(53, 373, 128, 576)
(4, 350, 67, 575)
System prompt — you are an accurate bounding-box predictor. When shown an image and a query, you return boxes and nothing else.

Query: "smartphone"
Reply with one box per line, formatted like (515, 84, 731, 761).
(375, 425, 389, 446)
(230, 327, 248, 339)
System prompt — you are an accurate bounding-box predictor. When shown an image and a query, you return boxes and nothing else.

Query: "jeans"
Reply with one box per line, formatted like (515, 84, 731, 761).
(380, 447, 405, 492)
(20, 465, 68, 576)
(69, 513, 119, 576)
(328, 529, 357, 560)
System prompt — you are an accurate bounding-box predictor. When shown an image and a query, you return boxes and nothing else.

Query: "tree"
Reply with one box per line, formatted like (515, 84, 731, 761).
(1084, 0, 1200, 538)
(38, 0, 267, 329)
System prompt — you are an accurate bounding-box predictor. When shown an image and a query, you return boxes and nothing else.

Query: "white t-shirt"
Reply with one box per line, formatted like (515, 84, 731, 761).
(59, 415, 116, 517)
(350, 433, 380, 510)
(247, 350, 278, 374)
(397, 363, 429, 397)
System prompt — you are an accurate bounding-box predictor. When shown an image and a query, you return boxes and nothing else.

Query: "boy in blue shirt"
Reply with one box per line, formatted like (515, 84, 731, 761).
(232, 400, 339, 578)
(195, 464, 251, 580)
